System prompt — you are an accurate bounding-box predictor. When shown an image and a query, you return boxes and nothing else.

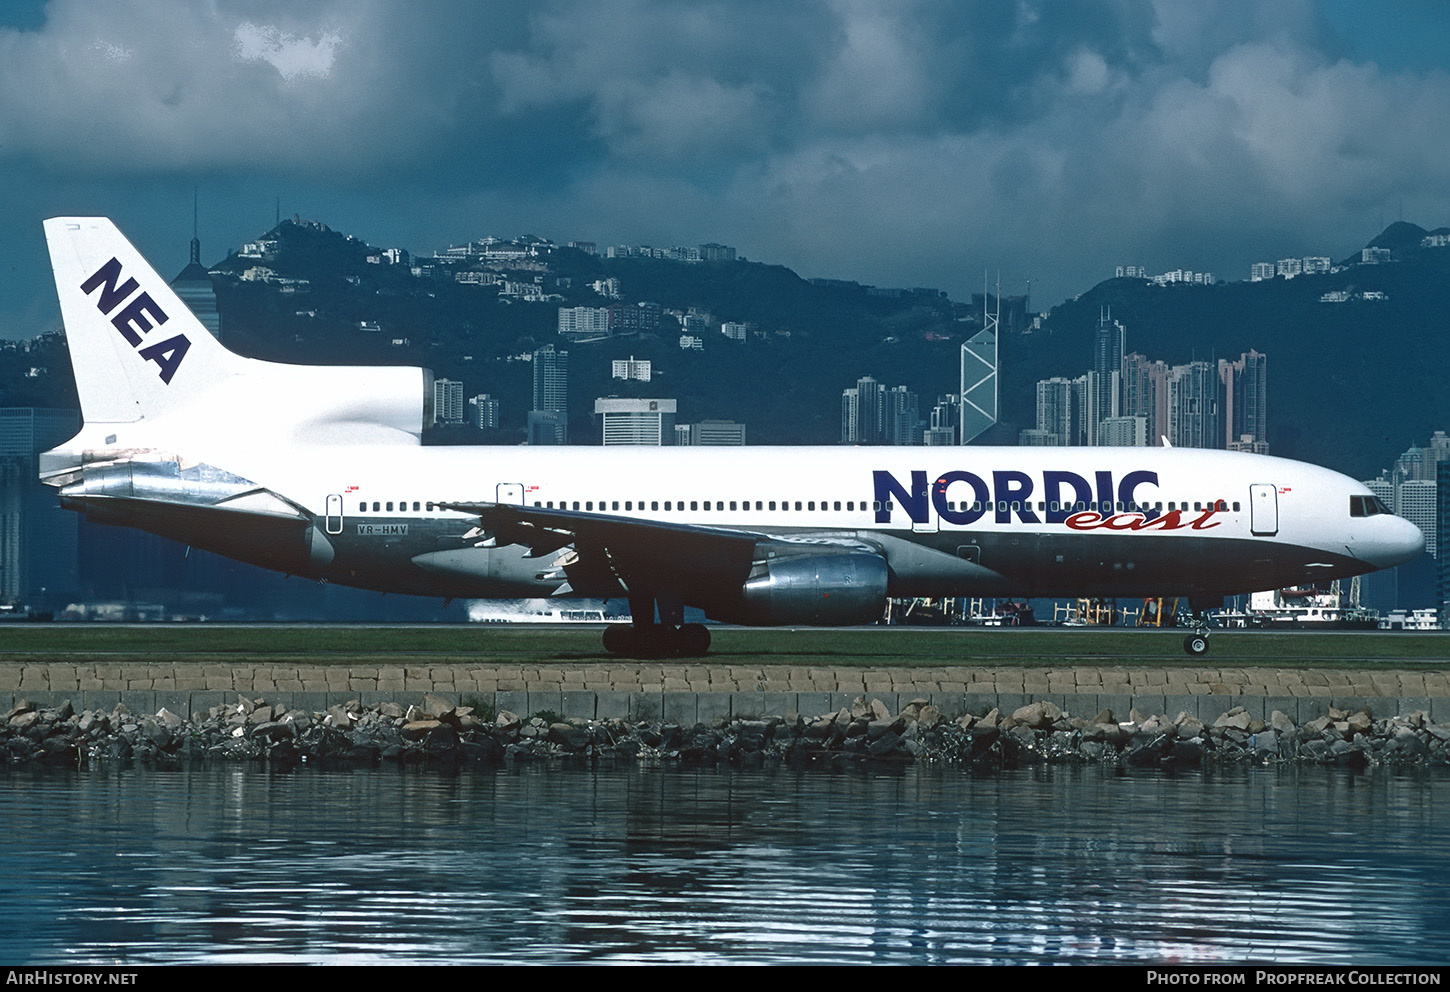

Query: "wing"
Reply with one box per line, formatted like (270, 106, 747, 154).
(435, 501, 888, 625)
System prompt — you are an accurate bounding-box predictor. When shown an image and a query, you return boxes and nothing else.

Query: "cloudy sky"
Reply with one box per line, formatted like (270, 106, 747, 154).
(3, 0, 1450, 337)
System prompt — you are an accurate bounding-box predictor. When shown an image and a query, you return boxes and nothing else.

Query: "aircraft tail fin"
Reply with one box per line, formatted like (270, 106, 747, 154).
(44, 217, 244, 426)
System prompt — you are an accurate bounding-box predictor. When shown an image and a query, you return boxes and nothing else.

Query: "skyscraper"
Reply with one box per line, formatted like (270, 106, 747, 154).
(1167, 361, 1220, 449)
(1121, 353, 1167, 446)
(470, 394, 500, 431)
(883, 386, 920, 446)
(532, 345, 568, 412)
(171, 197, 222, 341)
(0, 408, 80, 607)
(1220, 350, 1268, 451)
(1034, 377, 1075, 445)
(529, 345, 569, 444)
(959, 326, 997, 444)
(1088, 308, 1125, 444)
(432, 378, 464, 425)
(841, 376, 885, 444)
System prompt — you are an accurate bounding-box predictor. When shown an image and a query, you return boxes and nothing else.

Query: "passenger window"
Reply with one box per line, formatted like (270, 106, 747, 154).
(730, 501, 737, 511)
(386, 502, 394, 512)
(358, 502, 366, 512)
(372, 501, 380, 512)
(769, 501, 776, 511)
(795, 501, 802, 511)
(690, 501, 698, 511)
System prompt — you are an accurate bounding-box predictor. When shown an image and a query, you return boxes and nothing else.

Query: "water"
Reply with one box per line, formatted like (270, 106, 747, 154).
(0, 762, 1445, 964)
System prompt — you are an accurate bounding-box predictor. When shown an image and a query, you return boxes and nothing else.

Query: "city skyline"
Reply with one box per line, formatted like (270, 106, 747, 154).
(3, 2, 1450, 341)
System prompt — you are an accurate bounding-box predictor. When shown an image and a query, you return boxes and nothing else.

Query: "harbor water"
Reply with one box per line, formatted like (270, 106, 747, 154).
(1, 762, 1446, 965)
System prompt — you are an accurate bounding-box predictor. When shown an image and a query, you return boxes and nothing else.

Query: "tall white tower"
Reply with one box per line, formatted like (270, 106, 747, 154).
(960, 274, 999, 444)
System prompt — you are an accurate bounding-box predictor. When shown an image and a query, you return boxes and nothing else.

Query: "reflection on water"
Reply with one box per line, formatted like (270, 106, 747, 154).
(0, 763, 1444, 964)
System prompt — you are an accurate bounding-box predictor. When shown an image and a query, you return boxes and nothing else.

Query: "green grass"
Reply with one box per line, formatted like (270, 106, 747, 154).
(0, 624, 1444, 669)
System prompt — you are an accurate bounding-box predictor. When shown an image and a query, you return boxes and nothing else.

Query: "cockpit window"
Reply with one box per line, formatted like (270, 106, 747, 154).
(1350, 495, 1391, 517)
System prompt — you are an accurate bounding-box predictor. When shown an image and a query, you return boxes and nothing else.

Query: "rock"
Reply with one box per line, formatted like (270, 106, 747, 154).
(1011, 701, 1062, 729)
(1175, 715, 1205, 739)
(1214, 709, 1252, 731)
(419, 694, 455, 719)
(401, 719, 442, 741)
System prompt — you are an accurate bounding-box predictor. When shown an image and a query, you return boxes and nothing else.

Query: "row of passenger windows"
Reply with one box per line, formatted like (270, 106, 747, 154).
(356, 498, 1242, 514)
(522, 498, 1242, 514)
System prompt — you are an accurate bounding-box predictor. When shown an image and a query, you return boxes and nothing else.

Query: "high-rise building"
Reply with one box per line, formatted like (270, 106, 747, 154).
(924, 394, 958, 445)
(1166, 361, 1220, 449)
(526, 410, 568, 446)
(433, 378, 465, 425)
(171, 202, 222, 341)
(1121, 353, 1167, 446)
(532, 345, 568, 412)
(1398, 480, 1437, 559)
(595, 398, 677, 445)
(1034, 377, 1074, 446)
(469, 394, 500, 431)
(1088, 308, 1125, 444)
(883, 386, 920, 446)
(0, 408, 80, 607)
(1220, 350, 1268, 451)
(960, 321, 997, 444)
(530, 345, 568, 444)
(1438, 461, 1450, 627)
(1098, 416, 1148, 447)
(841, 376, 885, 444)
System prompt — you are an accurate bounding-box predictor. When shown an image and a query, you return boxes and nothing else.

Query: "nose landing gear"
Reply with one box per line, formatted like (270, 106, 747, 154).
(1183, 628, 1210, 655)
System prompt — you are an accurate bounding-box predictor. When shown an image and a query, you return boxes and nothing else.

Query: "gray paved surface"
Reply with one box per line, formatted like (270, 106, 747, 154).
(3, 662, 1448, 725)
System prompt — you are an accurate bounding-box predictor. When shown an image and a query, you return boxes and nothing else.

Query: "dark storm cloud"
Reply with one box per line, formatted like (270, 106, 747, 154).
(3, 0, 1450, 334)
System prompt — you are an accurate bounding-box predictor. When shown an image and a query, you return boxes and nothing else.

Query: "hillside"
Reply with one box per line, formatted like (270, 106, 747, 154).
(1015, 233, 1450, 477)
(7, 218, 1448, 481)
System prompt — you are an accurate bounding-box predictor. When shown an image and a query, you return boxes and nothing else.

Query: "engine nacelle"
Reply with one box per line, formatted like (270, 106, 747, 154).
(707, 551, 888, 626)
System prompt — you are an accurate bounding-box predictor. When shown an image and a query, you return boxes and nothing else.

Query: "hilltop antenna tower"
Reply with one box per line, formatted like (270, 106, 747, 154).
(959, 270, 999, 444)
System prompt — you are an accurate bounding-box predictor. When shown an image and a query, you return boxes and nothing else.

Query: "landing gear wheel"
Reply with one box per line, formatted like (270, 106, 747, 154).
(601, 623, 712, 657)
(677, 623, 711, 657)
(1183, 632, 1210, 655)
(602, 623, 632, 654)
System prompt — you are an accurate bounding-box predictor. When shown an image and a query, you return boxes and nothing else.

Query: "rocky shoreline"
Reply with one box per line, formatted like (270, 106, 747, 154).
(4, 694, 1450, 771)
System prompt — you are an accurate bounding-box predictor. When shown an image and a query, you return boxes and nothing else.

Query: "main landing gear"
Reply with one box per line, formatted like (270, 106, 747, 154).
(602, 592, 712, 657)
(602, 622, 711, 658)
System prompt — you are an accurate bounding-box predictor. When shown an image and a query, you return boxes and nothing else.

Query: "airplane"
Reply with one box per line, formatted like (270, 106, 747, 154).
(38, 217, 1425, 657)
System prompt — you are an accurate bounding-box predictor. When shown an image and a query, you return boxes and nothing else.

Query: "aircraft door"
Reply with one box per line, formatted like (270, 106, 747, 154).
(325, 494, 343, 535)
(1249, 484, 1278, 536)
(496, 483, 525, 505)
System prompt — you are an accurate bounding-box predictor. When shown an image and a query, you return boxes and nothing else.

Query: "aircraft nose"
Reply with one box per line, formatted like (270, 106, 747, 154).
(1363, 516, 1426, 569)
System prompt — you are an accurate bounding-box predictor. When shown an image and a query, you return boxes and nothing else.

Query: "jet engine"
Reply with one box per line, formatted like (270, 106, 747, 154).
(706, 548, 888, 626)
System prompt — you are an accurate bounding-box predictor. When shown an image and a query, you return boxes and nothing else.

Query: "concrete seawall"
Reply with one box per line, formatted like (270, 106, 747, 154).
(3, 662, 1447, 725)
